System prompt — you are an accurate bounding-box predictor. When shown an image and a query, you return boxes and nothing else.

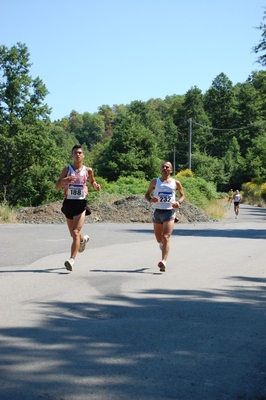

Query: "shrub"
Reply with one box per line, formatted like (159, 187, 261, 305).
(241, 180, 266, 206)
(242, 182, 257, 194)
(260, 182, 266, 202)
(176, 169, 194, 178)
(178, 176, 218, 209)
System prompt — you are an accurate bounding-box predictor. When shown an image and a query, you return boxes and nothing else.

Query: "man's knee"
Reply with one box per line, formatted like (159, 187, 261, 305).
(72, 227, 81, 239)
(162, 233, 171, 242)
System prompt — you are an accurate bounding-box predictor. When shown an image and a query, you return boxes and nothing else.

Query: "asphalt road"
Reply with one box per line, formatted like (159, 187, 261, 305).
(0, 204, 265, 400)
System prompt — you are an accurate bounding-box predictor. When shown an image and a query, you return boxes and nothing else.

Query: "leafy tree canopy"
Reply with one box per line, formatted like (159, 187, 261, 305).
(253, 7, 266, 67)
(0, 43, 62, 205)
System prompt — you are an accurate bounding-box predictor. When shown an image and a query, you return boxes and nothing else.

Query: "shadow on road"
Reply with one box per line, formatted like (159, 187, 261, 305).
(1, 276, 265, 400)
(125, 227, 266, 240)
(246, 207, 266, 218)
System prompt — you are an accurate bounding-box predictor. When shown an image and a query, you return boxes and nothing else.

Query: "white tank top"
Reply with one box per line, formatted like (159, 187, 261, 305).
(153, 178, 176, 210)
(234, 193, 241, 202)
(64, 165, 88, 200)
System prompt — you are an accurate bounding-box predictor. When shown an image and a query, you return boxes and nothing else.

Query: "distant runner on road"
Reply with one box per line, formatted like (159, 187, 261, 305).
(233, 189, 242, 219)
(228, 189, 234, 207)
(145, 161, 185, 272)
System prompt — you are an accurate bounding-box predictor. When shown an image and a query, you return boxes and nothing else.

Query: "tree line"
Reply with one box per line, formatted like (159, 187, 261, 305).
(1, 10, 266, 207)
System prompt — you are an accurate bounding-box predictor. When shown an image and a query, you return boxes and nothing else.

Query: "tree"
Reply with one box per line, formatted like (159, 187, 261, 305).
(69, 110, 83, 135)
(245, 133, 266, 183)
(248, 70, 266, 120)
(97, 113, 160, 181)
(233, 80, 263, 156)
(252, 7, 266, 67)
(81, 112, 105, 149)
(181, 87, 212, 156)
(223, 136, 245, 189)
(191, 150, 227, 187)
(166, 97, 187, 168)
(204, 73, 238, 157)
(98, 105, 115, 138)
(0, 42, 61, 206)
(126, 99, 167, 157)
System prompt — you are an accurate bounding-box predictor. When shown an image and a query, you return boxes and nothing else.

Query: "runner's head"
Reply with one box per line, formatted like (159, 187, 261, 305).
(72, 144, 84, 155)
(161, 161, 173, 174)
(71, 144, 85, 162)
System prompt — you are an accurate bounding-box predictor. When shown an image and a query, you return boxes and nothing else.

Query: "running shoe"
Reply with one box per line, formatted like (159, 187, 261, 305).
(64, 258, 74, 271)
(158, 260, 166, 272)
(79, 235, 90, 253)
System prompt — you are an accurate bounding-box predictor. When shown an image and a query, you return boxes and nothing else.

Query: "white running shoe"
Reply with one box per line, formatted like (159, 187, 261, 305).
(64, 258, 74, 271)
(159, 242, 163, 250)
(158, 260, 166, 272)
(79, 235, 90, 253)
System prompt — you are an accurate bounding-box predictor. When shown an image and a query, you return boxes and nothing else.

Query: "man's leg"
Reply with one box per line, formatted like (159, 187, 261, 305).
(161, 219, 175, 262)
(153, 222, 163, 244)
(65, 211, 86, 271)
(154, 219, 175, 272)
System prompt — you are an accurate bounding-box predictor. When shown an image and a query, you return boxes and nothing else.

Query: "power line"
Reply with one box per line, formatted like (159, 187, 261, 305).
(191, 120, 257, 131)
(186, 118, 261, 170)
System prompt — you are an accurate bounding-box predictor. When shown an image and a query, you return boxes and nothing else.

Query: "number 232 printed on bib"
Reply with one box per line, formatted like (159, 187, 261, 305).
(158, 191, 173, 203)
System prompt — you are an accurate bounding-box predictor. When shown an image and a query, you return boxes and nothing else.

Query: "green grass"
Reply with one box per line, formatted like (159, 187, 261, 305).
(204, 199, 228, 220)
(0, 201, 17, 223)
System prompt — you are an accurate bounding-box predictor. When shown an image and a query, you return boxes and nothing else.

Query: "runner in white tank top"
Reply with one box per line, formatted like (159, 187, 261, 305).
(64, 164, 88, 200)
(145, 161, 185, 272)
(233, 189, 242, 219)
(55, 144, 101, 271)
(153, 177, 176, 210)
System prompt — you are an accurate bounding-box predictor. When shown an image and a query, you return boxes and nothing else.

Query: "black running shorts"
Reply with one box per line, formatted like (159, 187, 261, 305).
(61, 199, 91, 220)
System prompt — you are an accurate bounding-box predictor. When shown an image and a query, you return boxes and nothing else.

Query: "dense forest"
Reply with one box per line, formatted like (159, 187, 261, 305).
(1, 10, 266, 207)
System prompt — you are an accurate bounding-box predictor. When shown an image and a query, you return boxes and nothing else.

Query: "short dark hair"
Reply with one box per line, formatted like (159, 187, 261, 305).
(71, 144, 84, 153)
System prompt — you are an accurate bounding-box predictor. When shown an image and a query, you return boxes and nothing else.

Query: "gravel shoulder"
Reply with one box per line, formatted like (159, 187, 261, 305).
(15, 195, 217, 224)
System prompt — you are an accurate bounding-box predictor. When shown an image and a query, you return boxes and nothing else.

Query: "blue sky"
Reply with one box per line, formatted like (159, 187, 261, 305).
(1, 0, 265, 121)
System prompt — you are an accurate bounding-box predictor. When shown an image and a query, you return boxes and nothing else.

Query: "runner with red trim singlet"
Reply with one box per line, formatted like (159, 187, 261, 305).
(55, 144, 101, 271)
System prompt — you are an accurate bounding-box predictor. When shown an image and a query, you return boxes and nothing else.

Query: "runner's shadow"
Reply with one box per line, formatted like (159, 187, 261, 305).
(228, 276, 266, 283)
(0, 268, 67, 275)
(90, 268, 161, 275)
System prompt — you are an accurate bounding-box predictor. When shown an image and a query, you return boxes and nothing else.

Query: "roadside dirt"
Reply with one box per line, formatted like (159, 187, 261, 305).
(16, 195, 217, 224)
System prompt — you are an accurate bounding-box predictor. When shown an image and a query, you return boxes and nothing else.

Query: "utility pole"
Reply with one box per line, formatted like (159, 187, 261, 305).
(173, 147, 176, 175)
(188, 118, 192, 170)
